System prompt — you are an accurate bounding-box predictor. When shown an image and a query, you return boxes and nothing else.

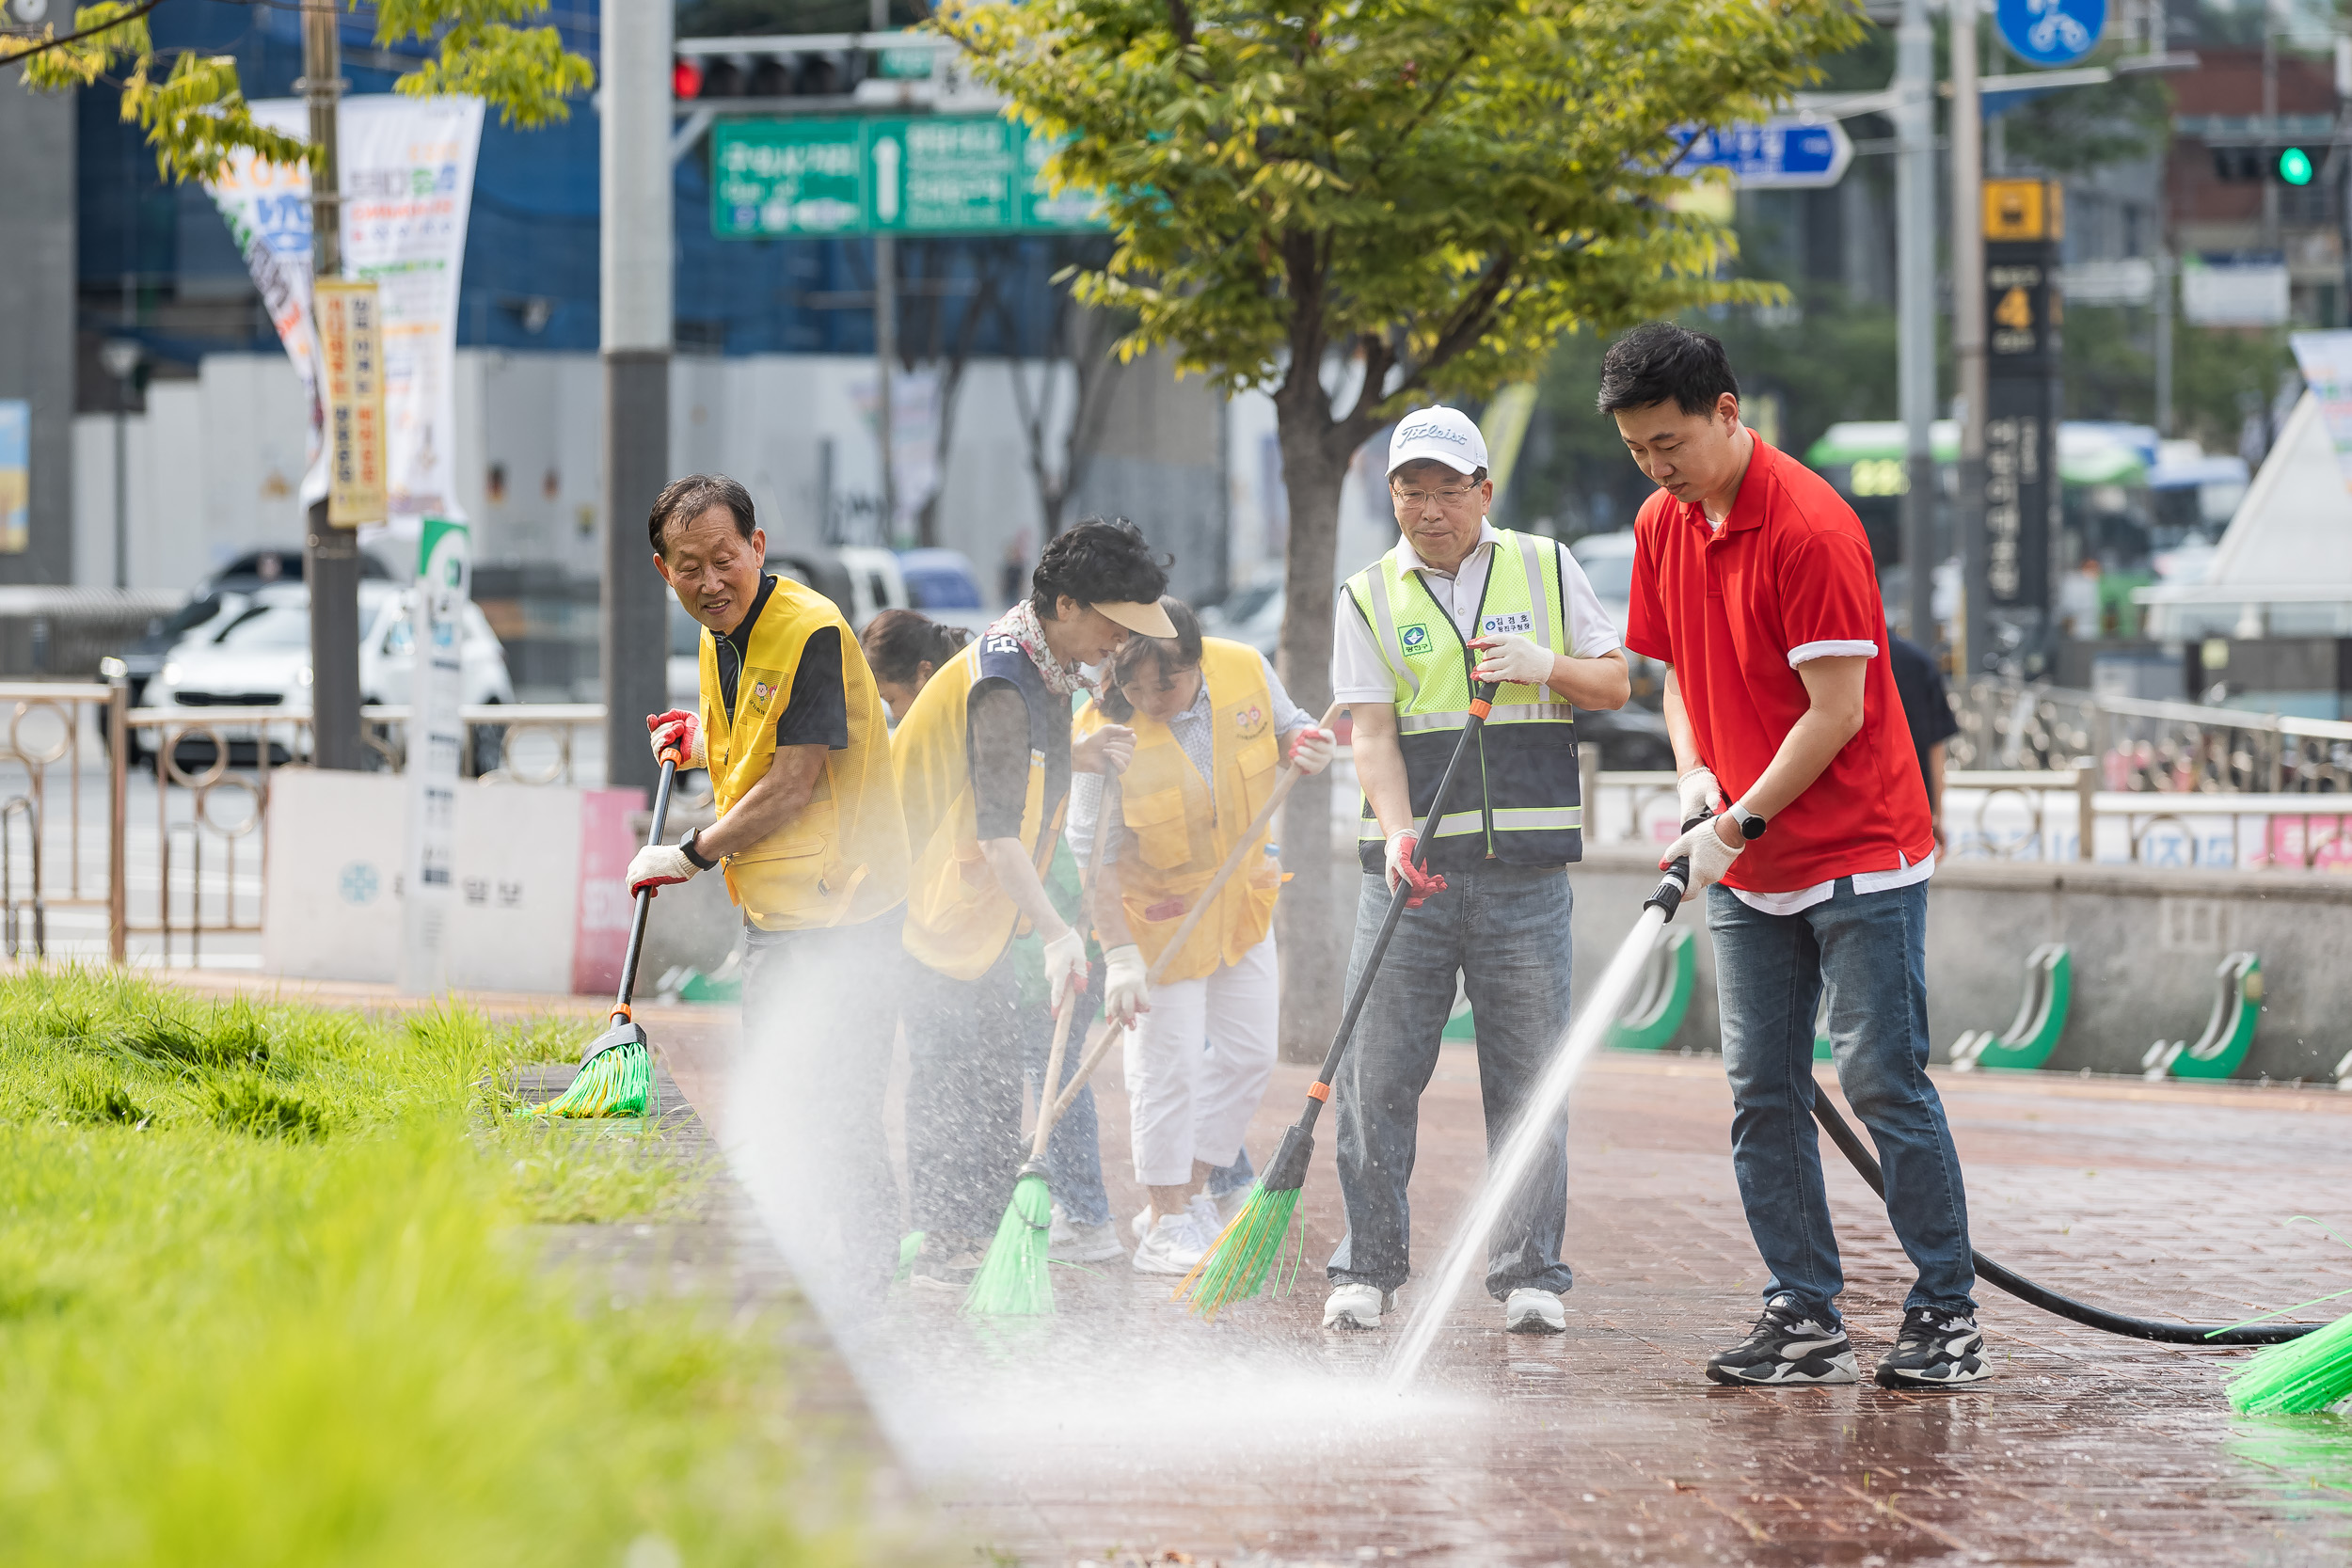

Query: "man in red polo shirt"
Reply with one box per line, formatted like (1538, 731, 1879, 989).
(1604, 323, 1989, 1390)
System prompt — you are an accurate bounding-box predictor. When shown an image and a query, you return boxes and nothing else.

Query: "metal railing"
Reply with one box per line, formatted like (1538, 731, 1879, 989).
(1950, 679, 2352, 795)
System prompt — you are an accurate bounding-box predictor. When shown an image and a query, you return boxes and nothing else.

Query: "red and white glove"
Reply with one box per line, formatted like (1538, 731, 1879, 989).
(1383, 829, 1447, 909)
(627, 842, 699, 896)
(1287, 725, 1336, 776)
(1469, 631, 1556, 688)
(646, 708, 704, 768)
(1102, 942, 1151, 1028)
(1041, 927, 1089, 1013)
(1660, 816, 1744, 891)
(1676, 765, 1724, 825)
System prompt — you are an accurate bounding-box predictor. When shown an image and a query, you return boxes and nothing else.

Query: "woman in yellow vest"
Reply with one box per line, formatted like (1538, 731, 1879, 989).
(625, 473, 911, 1296)
(1072, 599, 1335, 1275)
(889, 519, 1174, 1290)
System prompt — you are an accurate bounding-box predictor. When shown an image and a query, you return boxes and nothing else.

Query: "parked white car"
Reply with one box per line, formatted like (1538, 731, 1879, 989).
(359, 589, 517, 709)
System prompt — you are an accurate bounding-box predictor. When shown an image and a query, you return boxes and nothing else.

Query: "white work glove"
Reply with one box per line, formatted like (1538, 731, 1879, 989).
(1661, 816, 1744, 892)
(1287, 725, 1335, 776)
(1102, 942, 1151, 1028)
(1041, 926, 1089, 1013)
(1073, 724, 1136, 776)
(1676, 765, 1724, 825)
(627, 841, 699, 896)
(1382, 828, 1447, 908)
(646, 708, 705, 769)
(1468, 631, 1556, 688)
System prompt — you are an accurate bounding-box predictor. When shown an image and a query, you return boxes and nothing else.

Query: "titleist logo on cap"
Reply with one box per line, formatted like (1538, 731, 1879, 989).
(1397, 420, 1470, 447)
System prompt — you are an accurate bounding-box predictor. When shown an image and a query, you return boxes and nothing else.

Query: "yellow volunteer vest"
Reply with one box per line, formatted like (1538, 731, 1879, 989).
(698, 576, 909, 931)
(893, 631, 1067, 980)
(1341, 527, 1581, 871)
(1074, 638, 1283, 983)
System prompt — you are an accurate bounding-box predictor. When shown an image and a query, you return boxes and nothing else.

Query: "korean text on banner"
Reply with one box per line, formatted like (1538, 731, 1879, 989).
(2290, 331, 2352, 492)
(201, 95, 484, 531)
(399, 517, 470, 994)
(315, 279, 388, 527)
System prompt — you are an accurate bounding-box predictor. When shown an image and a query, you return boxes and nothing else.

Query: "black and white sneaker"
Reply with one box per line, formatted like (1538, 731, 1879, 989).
(1705, 1296, 1859, 1386)
(1874, 1307, 1991, 1388)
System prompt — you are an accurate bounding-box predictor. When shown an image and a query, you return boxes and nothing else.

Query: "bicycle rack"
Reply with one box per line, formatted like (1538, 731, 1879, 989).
(1606, 927, 1695, 1052)
(1950, 943, 2071, 1071)
(2141, 951, 2262, 1082)
(0, 794, 44, 958)
(2336, 1048, 2352, 1093)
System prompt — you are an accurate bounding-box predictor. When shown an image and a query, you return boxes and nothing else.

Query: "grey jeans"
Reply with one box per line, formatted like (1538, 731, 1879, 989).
(1328, 863, 1577, 1300)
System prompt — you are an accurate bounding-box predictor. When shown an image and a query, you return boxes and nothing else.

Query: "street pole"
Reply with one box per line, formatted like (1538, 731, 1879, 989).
(601, 0, 674, 800)
(871, 0, 896, 547)
(1895, 0, 1937, 647)
(1952, 0, 1991, 682)
(2263, 10, 2280, 251)
(301, 0, 363, 770)
(2154, 251, 2174, 437)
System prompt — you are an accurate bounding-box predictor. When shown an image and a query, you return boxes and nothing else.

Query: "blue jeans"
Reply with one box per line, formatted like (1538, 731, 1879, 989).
(1021, 972, 1110, 1227)
(1708, 878, 1978, 1325)
(1329, 864, 1576, 1300)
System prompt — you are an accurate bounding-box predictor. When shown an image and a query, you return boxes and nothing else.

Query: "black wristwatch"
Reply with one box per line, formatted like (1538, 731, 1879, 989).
(1727, 801, 1769, 841)
(679, 828, 716, 870)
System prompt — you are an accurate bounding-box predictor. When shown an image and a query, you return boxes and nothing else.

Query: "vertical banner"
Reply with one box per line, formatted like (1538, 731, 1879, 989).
(314, 279, 388, 526)
(2289, 331, 2352, 490)
(0, 401, 26, 554)
(399, 516, 470, 995)
(1982, 178, 2063, 621)
(202, 95, 483, 529)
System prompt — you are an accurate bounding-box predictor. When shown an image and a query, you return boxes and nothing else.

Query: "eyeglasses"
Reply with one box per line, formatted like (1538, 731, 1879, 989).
(1391, 483, 1481, 509)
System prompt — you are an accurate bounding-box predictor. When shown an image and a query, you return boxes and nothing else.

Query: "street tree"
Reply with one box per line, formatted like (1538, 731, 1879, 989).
(4, 0, 593, 181)
(937, 0, 1862, 1053)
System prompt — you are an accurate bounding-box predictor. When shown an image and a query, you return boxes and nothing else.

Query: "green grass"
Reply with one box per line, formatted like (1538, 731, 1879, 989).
(0, 968, 898, 1566)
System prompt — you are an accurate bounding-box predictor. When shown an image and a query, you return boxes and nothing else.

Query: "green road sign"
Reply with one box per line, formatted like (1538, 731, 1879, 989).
(712, 115, 1104, 239)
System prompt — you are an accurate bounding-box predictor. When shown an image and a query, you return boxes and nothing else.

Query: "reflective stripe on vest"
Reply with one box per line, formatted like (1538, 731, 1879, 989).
(1343, 527, 1581, 872)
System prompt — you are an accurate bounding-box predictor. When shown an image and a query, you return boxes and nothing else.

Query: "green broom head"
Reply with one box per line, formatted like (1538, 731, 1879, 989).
(2229, 1306, 2352, 1415)
(518, 1020, 652, 1120)
(1176, 1120, 1312, 1321)
(963, 1163, 1055, 1318)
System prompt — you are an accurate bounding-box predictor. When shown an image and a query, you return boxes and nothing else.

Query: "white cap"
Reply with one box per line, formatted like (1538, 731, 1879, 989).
(1386, 406, 1488, 477)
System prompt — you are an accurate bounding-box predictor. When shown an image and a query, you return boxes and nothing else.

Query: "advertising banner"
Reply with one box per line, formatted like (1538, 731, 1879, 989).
(314, 279, 388, 526)
(2289, 331, 2352, 492)
(202, 95, 483, 530)
(399, 516, 469, 994)
(0, 401, 25, 555)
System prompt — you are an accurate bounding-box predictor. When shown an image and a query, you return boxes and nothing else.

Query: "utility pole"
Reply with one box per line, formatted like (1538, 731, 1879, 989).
(1953, 0, 1990, 680)
(301, 0, 363, 769)
(871, 0, 897, 546)
(2263, 5, 2281, 251)
(2154, 252, 2174, 436)
(602, 0, 674, 799)
(1895, 0, 1937, 647)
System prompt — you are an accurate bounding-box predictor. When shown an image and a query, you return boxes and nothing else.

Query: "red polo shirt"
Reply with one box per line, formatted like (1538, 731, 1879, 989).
(1623, 433, 1934, 894)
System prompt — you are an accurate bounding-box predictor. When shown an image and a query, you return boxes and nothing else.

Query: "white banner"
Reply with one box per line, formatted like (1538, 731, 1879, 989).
(399, 517, 470, 994)
(2290, 331, 2352, 492)
(203, 95, 484, 531)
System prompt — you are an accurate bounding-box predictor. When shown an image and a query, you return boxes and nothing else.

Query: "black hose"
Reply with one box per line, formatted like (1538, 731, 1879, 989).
(1809, 1095, 2318, 1345)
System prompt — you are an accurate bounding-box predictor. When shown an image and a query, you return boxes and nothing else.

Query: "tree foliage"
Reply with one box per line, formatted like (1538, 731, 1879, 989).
(5, 0, 593, 182)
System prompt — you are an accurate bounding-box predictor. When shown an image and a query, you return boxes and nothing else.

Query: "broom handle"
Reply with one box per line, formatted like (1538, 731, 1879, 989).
(612, 749, 682, 1019)
(1045, 701, 1342, 1126)
(1027, 768, 1115, 1163)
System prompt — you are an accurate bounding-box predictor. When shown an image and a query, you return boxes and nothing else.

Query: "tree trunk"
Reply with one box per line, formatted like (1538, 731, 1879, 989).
(1270, 416, 1357, 1064)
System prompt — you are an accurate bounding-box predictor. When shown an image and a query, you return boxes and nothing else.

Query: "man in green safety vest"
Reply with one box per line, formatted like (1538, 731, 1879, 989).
(1324, 405, 1631, 1336)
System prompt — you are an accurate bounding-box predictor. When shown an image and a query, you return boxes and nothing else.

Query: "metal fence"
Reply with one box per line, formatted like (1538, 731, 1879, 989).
(1949, 679, 2352, 795)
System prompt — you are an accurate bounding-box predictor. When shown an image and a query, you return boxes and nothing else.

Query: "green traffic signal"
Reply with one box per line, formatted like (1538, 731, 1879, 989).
(2279, 146, 2314, 186)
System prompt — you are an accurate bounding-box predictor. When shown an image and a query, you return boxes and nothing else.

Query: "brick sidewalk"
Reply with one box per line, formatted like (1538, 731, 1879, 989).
(848, 1049, 2352, 1567)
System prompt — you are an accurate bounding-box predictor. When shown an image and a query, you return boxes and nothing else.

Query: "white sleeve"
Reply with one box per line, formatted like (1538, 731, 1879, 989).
(1330, 586, 1402, 704)
(1259, 653, 1316, 734)
(1066, 768, 1126, 864)
(1555, 544, 1623, 659)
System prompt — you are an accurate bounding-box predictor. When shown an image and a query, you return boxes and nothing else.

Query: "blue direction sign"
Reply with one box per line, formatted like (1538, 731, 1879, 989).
(1677, 119, 1852, 190)
(1996, 0, 2104, 68)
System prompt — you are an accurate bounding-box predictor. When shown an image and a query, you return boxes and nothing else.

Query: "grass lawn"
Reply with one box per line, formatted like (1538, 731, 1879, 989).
(0, 968, 894, 1566)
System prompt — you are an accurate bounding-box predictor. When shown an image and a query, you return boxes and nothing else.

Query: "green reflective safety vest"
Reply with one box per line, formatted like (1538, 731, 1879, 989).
(1343, 529, 1582, 873)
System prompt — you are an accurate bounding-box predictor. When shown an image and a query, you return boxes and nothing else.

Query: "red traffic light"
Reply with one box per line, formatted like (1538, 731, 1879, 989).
(673, 56, 704, 99)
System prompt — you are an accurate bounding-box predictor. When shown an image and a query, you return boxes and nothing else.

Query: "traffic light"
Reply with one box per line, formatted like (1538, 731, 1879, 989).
(2210, 144, 2322, 184)
(673, 48, 850, 101)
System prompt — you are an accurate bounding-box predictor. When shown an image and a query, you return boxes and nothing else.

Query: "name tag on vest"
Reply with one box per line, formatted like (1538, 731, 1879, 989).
(1480, 610, 1534, 638)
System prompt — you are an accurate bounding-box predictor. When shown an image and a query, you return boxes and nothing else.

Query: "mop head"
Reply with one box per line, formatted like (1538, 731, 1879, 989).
(518, 1022, 652, 1120)
(2228, 1308, 2352, 1415)
(964, 1168, 1055, 1317)
(1175, 1180, 1305, 1321)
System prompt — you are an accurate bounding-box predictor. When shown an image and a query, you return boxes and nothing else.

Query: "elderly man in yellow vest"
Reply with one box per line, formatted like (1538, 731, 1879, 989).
(1071, 598, 1335, 1275)
(1323, 407, 1630, 1338)
(627, 473, 911, 1292)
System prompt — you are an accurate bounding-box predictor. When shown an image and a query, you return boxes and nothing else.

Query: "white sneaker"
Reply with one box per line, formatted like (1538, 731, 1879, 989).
(1185, 1193, 1230, 1246)
(1131, 1212, 1211, 1275)
(1323, 1282, 1394, 1330)
(1206, 1184, 1250, 1225)
(1049, 1206, 1124, 1265)
(1504, 1288, 1566, 1334)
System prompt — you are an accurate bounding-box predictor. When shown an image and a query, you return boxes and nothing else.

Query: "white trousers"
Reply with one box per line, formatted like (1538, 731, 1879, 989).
(1123, 927, 1280, 1188)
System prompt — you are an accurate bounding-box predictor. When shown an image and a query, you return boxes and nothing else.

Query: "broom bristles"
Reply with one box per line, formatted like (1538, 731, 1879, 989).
(2229, 1307, 2352, 1414)
(518, 1041, 652, 1120)
(1174, 1180, 1305, 1321)
(964, 1171, 1055, 1317)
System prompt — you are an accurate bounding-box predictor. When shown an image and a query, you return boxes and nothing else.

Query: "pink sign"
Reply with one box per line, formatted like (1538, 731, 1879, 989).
(572, 788, 646, 995)
(2262, 813, 2352, 872)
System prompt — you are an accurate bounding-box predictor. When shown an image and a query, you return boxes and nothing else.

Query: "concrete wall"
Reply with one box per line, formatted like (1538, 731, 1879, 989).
(0, 81, 76, 584)
(1324, 841, 2352, 1085)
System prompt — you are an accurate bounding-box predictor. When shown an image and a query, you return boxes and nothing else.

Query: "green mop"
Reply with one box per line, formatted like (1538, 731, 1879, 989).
(2225, 1219, 2352, 1415)
(519, 747, 681, 1120)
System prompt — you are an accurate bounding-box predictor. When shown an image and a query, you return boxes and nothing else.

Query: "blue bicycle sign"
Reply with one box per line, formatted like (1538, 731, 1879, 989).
(1996, 0, 2105, 67)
